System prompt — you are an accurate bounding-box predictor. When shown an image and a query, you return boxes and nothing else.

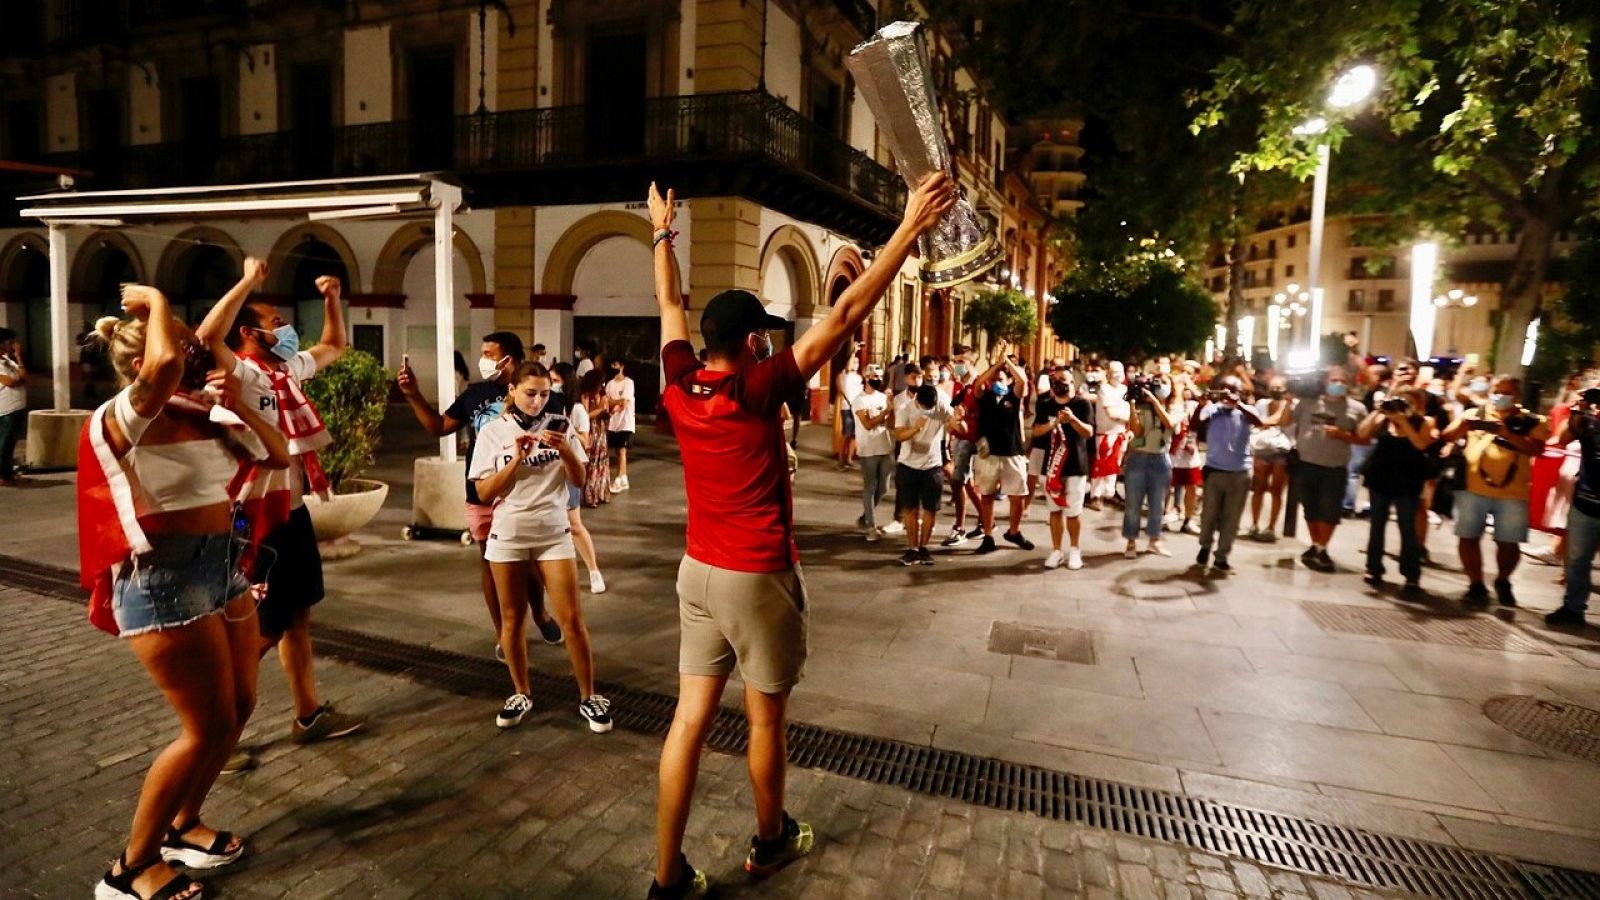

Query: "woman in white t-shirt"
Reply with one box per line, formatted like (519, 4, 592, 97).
(471, 362, 612, 734)
(551, 362, 605, 594)
(604, 362, 637, 493)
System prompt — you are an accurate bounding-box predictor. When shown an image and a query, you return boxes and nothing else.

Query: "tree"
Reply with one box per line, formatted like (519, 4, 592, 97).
(962, 288, 1039, 346)
(1197, 0, 1597, 376)
(1050, 255, 1218, 360)
(1530, 217, 1600, 384)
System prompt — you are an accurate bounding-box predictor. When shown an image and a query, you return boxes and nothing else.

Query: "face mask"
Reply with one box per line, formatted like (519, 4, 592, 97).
(940, 370, 952, 381)
(1326, 382, 1348, 398)
(611, 365, 624, 377)
(509, 406, 538, 431)
(992, 383, 1010, 397)
(1491, 393, 1514, 411)
(953, 364, 968, 378)
(551, 382, 564, 394)
(867, 378, 884, 391)
(1086, 374, 1103, 385)
(1469, 378, 1488, 394)
(1050, 381, 1070, 395)
(1154, 383, 1172, 400)
(478, 357, 503, 381)
(266, 324, 299, 361)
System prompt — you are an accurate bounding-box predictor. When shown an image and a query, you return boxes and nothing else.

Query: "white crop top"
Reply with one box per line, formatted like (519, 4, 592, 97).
(112, 388, 266, 515)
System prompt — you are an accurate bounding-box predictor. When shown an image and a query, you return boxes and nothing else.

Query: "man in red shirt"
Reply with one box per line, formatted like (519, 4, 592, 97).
(647, 174, 955, 898)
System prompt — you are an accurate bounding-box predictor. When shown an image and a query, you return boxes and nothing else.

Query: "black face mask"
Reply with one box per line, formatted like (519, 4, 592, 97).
(1050, 381, 1070, 395)
(867, 379, 884, 391)
(509, 406, 538, 431)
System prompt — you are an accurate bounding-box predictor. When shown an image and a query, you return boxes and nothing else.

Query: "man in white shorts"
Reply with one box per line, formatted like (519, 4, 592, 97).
(1034, 370, 1095, 569)
(970, 340, 1034, 555)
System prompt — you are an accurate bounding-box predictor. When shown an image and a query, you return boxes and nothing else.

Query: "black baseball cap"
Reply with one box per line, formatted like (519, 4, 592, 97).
(701, 290, 786, 346)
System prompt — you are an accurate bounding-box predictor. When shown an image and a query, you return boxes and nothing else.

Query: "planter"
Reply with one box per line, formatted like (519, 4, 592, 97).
(304, 478, 390, 560)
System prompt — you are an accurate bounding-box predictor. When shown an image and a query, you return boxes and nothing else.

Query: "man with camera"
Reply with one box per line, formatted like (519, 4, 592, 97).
(1192, 375, 1263, 573)
(1546, 386, 1600, 627)
(1288, 366, 1367, 572)
(1440, 376, 1550, 607)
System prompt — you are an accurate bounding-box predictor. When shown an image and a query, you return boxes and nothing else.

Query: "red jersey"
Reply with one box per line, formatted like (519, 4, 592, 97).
(950, 381, 980, 442)
(661, 340, 806, 572)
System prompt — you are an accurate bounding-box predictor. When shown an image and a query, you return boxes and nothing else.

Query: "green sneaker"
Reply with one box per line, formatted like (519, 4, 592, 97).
(647, 854, 708, 899)
(290, 704, 365, 744)
(743, 812, 814, 877)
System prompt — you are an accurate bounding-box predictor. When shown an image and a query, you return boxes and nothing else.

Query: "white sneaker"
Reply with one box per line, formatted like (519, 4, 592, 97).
(1147, 541, 1171, 558)
(622, 475, 631, 491)
(610, 477, 625, 493)
(881, 521, 905, 535)
(865, 528, 881, 543)
(589, 570, 607, 594)
(494, 642, 505, 663)
(1045, 549, 1064, 570)
(1067, 548, 1084, 570)
(496, 693, 532, 729)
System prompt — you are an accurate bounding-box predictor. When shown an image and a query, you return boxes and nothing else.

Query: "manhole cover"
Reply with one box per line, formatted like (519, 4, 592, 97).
(1301, 601, 1552, 655)
(1109, 579, 1193, 601)
(987, 621, 1096, 664)
(1483, 695, 1600, 763)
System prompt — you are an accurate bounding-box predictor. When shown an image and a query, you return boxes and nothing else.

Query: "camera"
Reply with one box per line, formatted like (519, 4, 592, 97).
(1127, 375, 1158, 400)
(1284, 368, 1325, 399)
(1502, 414, 1538, 436)
(1379, 397, 1410, 414)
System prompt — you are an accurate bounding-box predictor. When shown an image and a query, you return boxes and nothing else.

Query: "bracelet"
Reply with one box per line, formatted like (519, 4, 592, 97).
(653, 229, 677, 247)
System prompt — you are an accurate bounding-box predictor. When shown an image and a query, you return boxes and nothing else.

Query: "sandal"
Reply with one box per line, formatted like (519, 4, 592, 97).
(160, 820, 244, 870)
(96, 851, 203, 900)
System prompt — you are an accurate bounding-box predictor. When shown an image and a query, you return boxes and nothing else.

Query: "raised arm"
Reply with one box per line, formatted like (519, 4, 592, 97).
(792, 173, 956, 378)
(649, 182, 691, 348)
(196, 256, 268, 371)
(306, 274, 348, 369)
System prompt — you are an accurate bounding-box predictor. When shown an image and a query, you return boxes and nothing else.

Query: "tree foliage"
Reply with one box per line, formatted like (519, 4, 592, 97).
(962, 288, 1039, 344)
(1050, 257, 1218, 361)
(301, 350, 390, 492)
(1530, 217, 1600, 384)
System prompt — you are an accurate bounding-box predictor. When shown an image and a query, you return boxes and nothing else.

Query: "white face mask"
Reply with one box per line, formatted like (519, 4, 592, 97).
(478, 357, 503, 381)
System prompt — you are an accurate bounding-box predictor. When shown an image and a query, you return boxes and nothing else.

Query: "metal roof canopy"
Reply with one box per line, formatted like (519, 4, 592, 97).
(17, 174, 466, 461)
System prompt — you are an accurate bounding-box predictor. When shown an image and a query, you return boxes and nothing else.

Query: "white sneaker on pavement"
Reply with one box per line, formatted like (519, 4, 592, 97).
(589, 570, 607, 594)
(1045, 550, 1064, 570)
(1067, 548, 1084, 570)
(865, 528, 881, 543)
(880, 521, 905, 535)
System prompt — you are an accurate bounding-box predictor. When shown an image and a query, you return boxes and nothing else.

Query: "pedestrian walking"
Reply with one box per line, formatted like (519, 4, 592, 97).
(647, 173, 954, 898)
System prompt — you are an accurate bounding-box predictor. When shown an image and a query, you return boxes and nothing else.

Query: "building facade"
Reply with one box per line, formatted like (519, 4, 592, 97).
(0, 0, 1073, 416)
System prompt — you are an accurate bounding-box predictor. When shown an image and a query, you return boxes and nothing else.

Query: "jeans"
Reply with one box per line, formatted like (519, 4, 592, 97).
(1199, 469, 1251, 559)
(0, 409, 22, 479)
(1122, 452, 1172, 539)
(1366, 489, 1422, 582)
(1563, 506, 1600, 614)
(859, 454, 893, 528)
(1344, 445, 1372, 511)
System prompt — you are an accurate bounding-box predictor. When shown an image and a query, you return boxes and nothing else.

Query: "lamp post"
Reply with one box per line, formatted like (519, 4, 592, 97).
(1428, 283, 1479, 358)
(1295, 64, 1378, 363)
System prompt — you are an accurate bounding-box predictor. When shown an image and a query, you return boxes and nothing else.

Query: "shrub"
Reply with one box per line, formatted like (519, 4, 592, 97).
(301, 350, 390, 493)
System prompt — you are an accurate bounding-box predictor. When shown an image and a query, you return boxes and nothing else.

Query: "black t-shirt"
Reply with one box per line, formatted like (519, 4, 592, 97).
(1364, 415, 1430, 497)
(447, 380, 568, 505)
(1574, 415, 1600, 518)
(1035, 394, 1094, 476)
(977, 388, 1024, 457)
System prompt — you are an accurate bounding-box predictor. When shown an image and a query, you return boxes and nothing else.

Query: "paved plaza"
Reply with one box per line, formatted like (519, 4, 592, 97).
(3, 415, 1599, 896)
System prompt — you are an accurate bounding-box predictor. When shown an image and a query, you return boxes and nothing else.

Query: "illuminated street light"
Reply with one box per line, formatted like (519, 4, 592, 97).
(1328, 65, 1378, 109)
(1293, 117, 1328, 136)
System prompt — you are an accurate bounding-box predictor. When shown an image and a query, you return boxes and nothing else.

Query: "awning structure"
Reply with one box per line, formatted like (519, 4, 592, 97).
(16, 174, 466, 461)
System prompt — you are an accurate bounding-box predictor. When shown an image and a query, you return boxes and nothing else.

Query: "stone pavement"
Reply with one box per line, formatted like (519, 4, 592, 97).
(5, 411, 1600, 875)
(2, 586, 1420, 899)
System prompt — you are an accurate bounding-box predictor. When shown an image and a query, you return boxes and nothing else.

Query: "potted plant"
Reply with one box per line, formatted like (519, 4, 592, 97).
(301, 350, 391, 558)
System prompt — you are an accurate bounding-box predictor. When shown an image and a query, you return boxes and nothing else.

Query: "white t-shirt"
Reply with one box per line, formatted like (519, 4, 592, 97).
(0, 357, 24, 416)
(896, 399, 951, 470)
(854, 391, 893, 457)
(575, 358, 594, 379)
(1094, 383, 1130, 435)
(839, 371, 863, 410)
(566, 397, 590, 437)
(468, 410, 588, 544)
(233, 351, 320, 507)
(606, 376, 637, 433)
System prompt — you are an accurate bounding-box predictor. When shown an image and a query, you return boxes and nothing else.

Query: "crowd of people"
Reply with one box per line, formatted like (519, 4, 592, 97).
(832, 339, 1600, 625)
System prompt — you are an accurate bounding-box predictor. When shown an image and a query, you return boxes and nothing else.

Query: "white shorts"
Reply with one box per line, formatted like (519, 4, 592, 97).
(484, 531, 577, 564)
(973, 454, 1028, 497)
(1027, 448, 1048, 477)
(1046, 476, 1088, 516)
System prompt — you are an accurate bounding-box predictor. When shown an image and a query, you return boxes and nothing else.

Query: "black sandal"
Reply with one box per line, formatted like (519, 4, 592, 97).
(161, 820, 244, 870)
(96, 851, 202, 900)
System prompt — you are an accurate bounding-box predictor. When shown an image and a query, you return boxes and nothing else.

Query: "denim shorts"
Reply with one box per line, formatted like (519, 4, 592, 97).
(1454, 491, 1531, 543)
(112, 532, 253, 637)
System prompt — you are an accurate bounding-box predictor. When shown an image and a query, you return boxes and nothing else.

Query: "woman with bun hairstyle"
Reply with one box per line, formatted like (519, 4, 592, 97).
(79, 286, 290, 900)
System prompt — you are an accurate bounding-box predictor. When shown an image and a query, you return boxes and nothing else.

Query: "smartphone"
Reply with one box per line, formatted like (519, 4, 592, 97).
(546, 416, 570, 434)
(1467, 419, 1499, 432)
(403, 353, 410, 367)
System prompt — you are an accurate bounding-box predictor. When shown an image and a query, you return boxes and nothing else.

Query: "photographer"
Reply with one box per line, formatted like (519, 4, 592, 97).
(1440, 376, 1550, 607)
(1547, 386, 1600, 628)
(1122, 372, 1178, 559)
(1288, 366, 1367, 573)
(1192, 375, 1263, 573)
(1357, 387, 1438, 594)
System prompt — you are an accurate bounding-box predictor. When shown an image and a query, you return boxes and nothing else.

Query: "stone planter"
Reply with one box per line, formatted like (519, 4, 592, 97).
(304, 478, 389, 560)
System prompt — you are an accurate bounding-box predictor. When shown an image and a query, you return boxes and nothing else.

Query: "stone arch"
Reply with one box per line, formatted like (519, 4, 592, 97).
(758, 225, 821, 320)
(371, 221, 488, 297)
(153, 227, 244, 294)
(0, 233, 48, 294)
(823, 245, 865, 305)
(541, 210, 653, 296)
(70, 230, 147, 295)
(264, 223, 363, 296)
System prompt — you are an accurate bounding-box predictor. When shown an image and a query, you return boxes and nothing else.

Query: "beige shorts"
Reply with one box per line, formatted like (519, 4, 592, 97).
(973, 453, 1029, 497)
(677, 555, 808, 694)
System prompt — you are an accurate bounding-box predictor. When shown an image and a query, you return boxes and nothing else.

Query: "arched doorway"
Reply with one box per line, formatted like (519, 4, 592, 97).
(0, 235, 49, 371)
(373, 221, 490, 399)
(72, 233, 143, 322)
(154, 227, 244, 326)
(822, 246, 866, 409)
(287, 238, 350, 339)
(571, 235, 659, 413)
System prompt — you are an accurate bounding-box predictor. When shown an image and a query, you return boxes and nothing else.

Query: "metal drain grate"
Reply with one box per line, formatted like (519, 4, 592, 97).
(987, 621, 1097, 663)
(1302, 601, 1552, 655)
(6, 554, 1599, 899)
(1483, 695, 1600, 764)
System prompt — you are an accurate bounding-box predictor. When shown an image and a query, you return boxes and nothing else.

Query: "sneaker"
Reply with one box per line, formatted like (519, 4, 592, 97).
(1067, 548, 1084, 570)
(1463, 582, 1490, 606)
(589, 570, 607, 594)
(494, 642, 507, 663)
(1526, 546, 1562, 566)
(1085, 498, 1103, 512)
(1318, 547, 1335, 570)
(965, 525, 986, 539)
(622, 476, 631, 490)
(942, 528, 968, 547)
(535, 615, 564, 645)
(744, 812, 815, 877)
(1196, 547, 1210, 568)
(1303, 548, 1335, 573)
(1364, 571, 1385, 587)
(1247, 526, 1262, 540)
(290, 704, 364, 744)
(865, 528, 881, 543)
(579, 695, 613, 734)
(1260, 528, 1278, 542)
(610, 477, 625, 493)
(1181, 520, 1200, 536)
(496, 693, 532, 729)
(1124, 542, 1138, 560)
(1545, 607, 1587, 628)
(1212, 557, 1232, 573)
(916, 547, 935, 566)
(881, 521, 905, 535)
(856, 515, 869, 530)
(1300, 546, 1318, 565)
(1494, 579, 1517, 608)
(898, 549, 920, 567)
(220, 749, 255, 775)
(1044, 549, 1064, 570)
(1147, 541, 1171, 558)
(1003, 531, 1034, 551)
(649, 855, 709, 899)
(976, 535, 997, 554)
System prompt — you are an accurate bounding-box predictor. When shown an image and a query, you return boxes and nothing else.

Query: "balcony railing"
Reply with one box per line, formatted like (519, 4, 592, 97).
(37, 91, 904, 218)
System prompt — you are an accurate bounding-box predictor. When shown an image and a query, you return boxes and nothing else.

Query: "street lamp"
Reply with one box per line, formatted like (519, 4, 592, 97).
(1300, 65, 1379, 362)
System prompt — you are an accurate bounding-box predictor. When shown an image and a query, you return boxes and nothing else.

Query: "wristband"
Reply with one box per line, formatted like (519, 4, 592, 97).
(653, 229, 677, 247)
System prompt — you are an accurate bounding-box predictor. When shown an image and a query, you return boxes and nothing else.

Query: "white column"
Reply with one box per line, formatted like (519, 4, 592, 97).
(1306, 143, 1330, 359)
(433, 184, 462, 461)
(1408, 241, 1438, 362)
(47, 223, 70, 412)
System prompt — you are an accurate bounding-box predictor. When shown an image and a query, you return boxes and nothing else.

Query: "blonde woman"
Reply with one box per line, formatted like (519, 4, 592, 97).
(80, 286, 290, 900)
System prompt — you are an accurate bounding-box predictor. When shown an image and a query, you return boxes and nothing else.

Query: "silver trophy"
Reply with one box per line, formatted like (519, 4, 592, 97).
(847, 20, 1001, 288)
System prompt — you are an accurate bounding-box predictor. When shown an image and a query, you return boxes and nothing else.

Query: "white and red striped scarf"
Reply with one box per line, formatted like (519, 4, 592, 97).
(240, 354, 331, 497)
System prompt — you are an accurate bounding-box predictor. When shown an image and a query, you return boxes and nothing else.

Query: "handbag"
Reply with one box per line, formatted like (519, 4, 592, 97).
(1249, 426, 1292, 456)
